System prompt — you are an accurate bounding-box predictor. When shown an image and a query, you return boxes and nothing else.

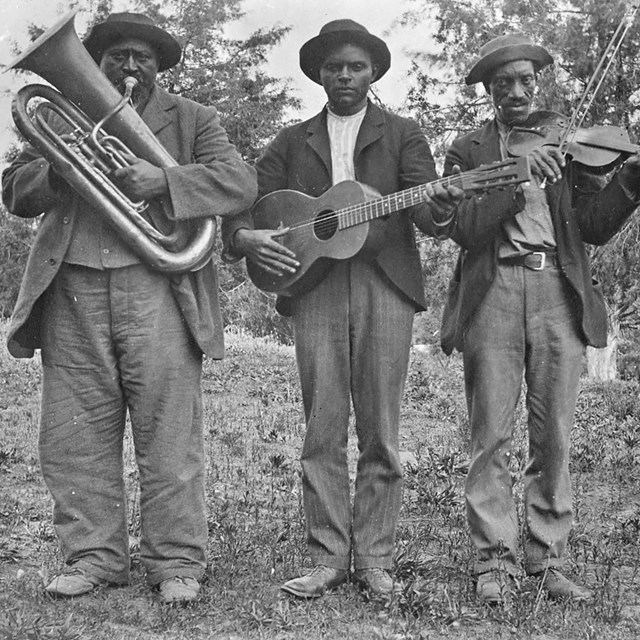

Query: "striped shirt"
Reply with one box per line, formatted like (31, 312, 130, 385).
(326, 105, 367, 185)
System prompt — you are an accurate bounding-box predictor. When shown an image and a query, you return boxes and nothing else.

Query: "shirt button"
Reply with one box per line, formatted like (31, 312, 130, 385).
(62, 217, 69, 224)
(103, 249, 109, 254)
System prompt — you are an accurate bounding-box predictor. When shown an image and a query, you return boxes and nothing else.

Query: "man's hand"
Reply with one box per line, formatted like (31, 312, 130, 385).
(234, 228, 300, 275)
(528, 146, 565, 184)
(423, 166, 465, 224)
(617, 150, 640, 198)
(112, 155, 168, 201)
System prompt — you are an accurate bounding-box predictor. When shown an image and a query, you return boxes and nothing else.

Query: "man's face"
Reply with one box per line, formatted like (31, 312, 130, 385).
(100, 38, 159, 107)
(319, 43, 377, 116)
(488, 59, 537, 126)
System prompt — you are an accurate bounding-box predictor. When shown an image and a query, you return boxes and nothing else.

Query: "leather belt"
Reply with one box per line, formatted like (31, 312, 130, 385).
(499, 251, 558, 271)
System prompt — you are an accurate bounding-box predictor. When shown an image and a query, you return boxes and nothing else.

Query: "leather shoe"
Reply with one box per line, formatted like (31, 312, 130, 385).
(158, 576, 200, 604)
(353, 568, 396, 596)
(476, 570, 513, 604)
(281, 565, 348, 598)
(45, 568, 107, 597)
(535, 568, 592, 601)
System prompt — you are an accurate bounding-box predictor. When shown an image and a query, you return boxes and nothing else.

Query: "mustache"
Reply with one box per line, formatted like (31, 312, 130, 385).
(114, 76, 152, 106)
(503, 99, 530, 107)
(115, 75, 151, 91)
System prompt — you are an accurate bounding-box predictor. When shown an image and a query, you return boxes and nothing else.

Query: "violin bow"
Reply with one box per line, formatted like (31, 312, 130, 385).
(541, 2, 639, 185)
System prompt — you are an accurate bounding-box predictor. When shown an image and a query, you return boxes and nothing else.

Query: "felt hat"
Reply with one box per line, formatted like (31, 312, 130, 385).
(299, 19, 391, 84)
(465, 33, 553, 85)
(83, 12, 182, 71)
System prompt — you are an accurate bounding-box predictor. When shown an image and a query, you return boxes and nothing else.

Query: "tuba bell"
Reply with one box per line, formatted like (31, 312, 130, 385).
(7, 9, 216, 273)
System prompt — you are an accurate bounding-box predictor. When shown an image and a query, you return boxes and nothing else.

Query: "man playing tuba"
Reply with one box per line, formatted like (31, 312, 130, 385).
(2, 12, 256, 603)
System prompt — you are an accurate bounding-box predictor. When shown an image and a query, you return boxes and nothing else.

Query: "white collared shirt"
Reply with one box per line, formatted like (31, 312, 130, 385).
(326, 105, 367, 185)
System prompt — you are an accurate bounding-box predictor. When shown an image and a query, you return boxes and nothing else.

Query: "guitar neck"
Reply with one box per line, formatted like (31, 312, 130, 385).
(339, 175, 462, 229)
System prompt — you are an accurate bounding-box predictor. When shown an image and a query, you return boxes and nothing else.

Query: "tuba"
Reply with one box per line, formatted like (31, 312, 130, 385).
(7, 9, 216, 273)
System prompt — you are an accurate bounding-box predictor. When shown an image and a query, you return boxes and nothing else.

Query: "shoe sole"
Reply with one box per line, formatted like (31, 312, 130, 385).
(280, 584, 325, 598)
(280, 577, 348, 599)
(45, 587, 96, 598)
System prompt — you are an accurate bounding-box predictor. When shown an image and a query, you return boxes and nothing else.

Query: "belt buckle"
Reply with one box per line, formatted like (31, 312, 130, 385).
(530, 251, 546, 270)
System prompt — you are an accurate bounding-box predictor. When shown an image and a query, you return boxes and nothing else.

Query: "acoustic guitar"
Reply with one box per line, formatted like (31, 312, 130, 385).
(247, 156, 531, 297)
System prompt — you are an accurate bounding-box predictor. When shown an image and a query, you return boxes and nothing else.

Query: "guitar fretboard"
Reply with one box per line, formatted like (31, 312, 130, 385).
(338, 174, 464, 229)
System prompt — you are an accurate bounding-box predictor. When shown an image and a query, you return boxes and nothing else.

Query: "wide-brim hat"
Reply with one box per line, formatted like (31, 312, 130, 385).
(83, 12, 182, 72)
(465, 33, 553, 85)
(299, 19, 391, 85)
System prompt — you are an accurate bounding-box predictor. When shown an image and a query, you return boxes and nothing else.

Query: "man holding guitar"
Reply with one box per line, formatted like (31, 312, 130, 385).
(223, 19, 463, 598)
(439, 34, 640, 604)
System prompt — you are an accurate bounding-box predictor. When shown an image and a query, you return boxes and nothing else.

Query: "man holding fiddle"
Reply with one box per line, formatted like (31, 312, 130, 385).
(3, 12, 256, 603)
(438, 33, 640, 603)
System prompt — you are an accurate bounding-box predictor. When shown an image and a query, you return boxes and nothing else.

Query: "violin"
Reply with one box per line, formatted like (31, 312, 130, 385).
(506, 110, 639, 173)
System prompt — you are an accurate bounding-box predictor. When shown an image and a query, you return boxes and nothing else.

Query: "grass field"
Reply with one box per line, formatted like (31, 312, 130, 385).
(2, 318, 640, 639)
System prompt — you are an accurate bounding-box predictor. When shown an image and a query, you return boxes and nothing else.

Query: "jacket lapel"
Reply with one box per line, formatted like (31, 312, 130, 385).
(141, 85, 176, 136)
(354, 102, 384, 161)
(305, 110, 332, 176)
(469, 120, 502, 167)
(304, 102, 385, 179)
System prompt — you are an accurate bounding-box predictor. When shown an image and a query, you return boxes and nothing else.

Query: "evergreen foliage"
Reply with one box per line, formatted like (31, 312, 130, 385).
(0, 0, 298, 337)
(402, 0, 640, 339)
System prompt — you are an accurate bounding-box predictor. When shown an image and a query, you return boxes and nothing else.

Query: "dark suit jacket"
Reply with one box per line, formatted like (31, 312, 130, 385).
(222, 101, 439, 315)
(440, 119, 639, 354)
(2, 85, 257, 359)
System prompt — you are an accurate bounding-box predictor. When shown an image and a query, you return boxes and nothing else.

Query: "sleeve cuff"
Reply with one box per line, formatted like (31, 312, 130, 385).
(221, 227, 248, 263)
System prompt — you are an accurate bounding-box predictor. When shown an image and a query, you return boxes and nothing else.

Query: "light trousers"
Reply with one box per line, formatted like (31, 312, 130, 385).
(39, 263, 206, 586)
(462, 262, 584, 576)
(291, 259, 415, 571)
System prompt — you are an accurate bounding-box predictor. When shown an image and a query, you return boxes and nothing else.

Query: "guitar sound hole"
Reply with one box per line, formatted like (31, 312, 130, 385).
(313, 209, 339, 241)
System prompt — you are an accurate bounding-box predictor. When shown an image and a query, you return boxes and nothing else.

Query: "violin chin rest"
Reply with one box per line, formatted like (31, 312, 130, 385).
(573, 156, 626, 175)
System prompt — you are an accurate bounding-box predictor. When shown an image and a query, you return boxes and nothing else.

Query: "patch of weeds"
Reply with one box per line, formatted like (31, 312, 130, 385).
(0, 446, 22, 468)
(403, 447, 467, 523)
(238, 597, 297, 633)
(0, 607, 85, 640)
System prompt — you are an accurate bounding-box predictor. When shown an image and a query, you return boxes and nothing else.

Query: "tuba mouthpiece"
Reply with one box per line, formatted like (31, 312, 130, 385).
(123, 76, 138, 99)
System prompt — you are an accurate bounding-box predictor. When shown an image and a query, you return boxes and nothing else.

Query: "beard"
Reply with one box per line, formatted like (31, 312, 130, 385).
(113, 75, 153, 109)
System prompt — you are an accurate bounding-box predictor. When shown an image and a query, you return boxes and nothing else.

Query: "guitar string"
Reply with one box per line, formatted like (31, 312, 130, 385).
(276, 164, 519, 236)
(283, 173, 459, 235)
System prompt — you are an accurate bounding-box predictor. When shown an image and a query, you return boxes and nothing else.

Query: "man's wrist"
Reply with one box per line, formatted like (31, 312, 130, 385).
(431, 209, 457, 227)
(230, 228, 249, 256)
(618, 167, 640, 204)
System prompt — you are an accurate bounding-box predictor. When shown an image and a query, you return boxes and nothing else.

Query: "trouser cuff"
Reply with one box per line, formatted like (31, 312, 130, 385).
(525, 558, 565, 576)
(310, 554, 351, 571)
(146, 566, 205, 587)
(72, 559, 130, 585)
(354, 555, 393, 571)
(474, 559, 519, 577)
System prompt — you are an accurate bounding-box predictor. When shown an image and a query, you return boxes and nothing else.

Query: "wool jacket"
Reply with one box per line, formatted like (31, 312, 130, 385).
(2, 85, 257, 359)
(222, 101, 440, 315)
(440, 119, 640, 355)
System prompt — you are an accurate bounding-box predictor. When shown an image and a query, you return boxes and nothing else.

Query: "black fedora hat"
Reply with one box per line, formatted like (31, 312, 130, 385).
(299, 19, 391, 85)
(83, 12, 182, 72)
(465, 33, 553, 85)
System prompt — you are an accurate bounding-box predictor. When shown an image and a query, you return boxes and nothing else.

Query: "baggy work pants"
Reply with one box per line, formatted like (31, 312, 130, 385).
(39, 263, 206, 586)
(291, 259, 415, 571)
(462, 262, 584, 576)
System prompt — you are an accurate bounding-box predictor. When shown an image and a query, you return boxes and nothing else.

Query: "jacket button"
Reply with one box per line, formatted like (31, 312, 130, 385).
(49, 258, 56, 265)
(62, 216, 69, 224)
